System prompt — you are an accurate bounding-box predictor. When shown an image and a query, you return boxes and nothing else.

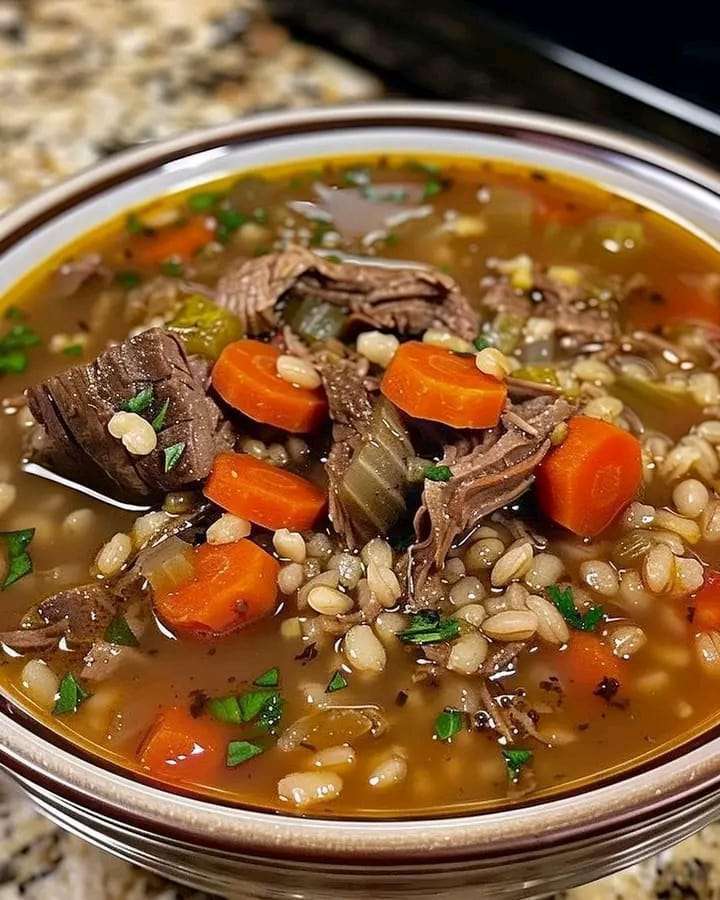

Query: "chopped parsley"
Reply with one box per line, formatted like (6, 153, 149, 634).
(227, 740, 264, 767)
(0, 323, 41, 374)
(215, 208, 248, 243)
(0, 529, 34, 590)
(62, 344, 84, 357)
(326, 669, 348, 693)
(399, 610, 460, 645)
(163, 441, 185, 472)
(547, 584, 604, 632)
(121, 386, 154, 414)
(53, 673, 90, 715)
(104, 615, 139, 647)
(208, 687, 282, 732)
(160, 259, 184, 278)
(424, 464, 453, 482)
(114, 270, 141, 289)
(254, 667, 279, 688)
(125, 212, 145, 234)
(434, 707, 463, 741)
(502, 748, 533, 780)
(4, 306, 24, 320)
(207, 695, 243, 725)
(188, 191, 222, 212)
(238, 688, 278, 723)
(151, 398, 170, 432)
(473, 335, 491, 351)
(422, 179, 444, 200)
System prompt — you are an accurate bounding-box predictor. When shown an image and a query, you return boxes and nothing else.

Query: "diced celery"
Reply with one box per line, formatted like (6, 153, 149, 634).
(168, 294, 243, 359)
(512, 366, 559, 386)
(283, 295, 348, 343)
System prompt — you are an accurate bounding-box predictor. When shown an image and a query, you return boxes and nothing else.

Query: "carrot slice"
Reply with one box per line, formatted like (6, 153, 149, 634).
(130, 216, 215, 267)
(139, 706, 224, 783)
(204, 452, 327, 531)
(153, 538, 279, 636)
(535, 416, 642, 537)
(380, 341, 507, 428)
(212, 340, 327, 433)
(692, 570, 720, 631)
(557, 634, 622, 694)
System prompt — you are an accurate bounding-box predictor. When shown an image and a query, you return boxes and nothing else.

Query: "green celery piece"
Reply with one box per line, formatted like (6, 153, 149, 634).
(282, 295, 348, 343)
(168, 294, 243, 360)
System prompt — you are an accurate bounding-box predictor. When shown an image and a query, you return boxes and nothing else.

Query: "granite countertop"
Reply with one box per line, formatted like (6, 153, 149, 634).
(0, 2, 717, 897)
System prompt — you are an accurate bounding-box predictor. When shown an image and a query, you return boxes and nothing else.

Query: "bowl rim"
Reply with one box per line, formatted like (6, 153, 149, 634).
(1, 100, 720, 862)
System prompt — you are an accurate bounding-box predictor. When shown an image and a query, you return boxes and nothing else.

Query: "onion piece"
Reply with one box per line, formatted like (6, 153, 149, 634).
(277, 706, 387, 752)
(137, 536, 195, 596)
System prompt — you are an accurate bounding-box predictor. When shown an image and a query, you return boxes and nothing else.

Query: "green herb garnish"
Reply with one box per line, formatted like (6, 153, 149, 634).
(4, 306, 24, 320)
(502, 748, 533, 780)
(121, 385, 154, 414)
(0, 350, 29, 374)
(399, 610, 460, 645)
(188, 191, 222, 212)
(53, 673, 90, 715)
(422, 179, 443, 200)
(0, 324, 40, 352)
(326, 670, 348, 693)
(215, 208, 248, 243)
(0, 529, 34, 590)
(62, 344, 83, 357)
(160, 259, 184, 278)
(424, 464, 453, 482)
(547, 584, 604, 632)
(238, 688, 278, 723)
(163, 441, 185, 473)
(115, 270, 141, 289)
(104, 615, 139, 647)
(126, 212, 144, 234)
(254, 667, 280, 688)
(151, 398, 170, 432)
(207, 695, 243, 725)
(227, 740, 264, 767)
(473, 336, 490, 351)
(434, 707, 463, 741)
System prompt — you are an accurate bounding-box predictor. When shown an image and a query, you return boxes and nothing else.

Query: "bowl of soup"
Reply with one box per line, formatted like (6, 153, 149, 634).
(0, 102, 719, 898)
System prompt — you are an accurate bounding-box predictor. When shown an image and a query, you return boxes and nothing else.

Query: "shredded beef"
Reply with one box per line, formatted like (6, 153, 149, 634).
(215, 245, 479, 339)
(410, 396, 573, 603)
(481, 270, 618, 344)
(33, 582, 119, 643)
(26, 328, 231, 498)
(81, 641, 145, 682)
(52, 254, 111, 300)
(0, 621, 67, 654)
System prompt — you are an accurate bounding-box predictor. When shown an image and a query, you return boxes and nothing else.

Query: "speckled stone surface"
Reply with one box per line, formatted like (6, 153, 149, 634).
(0, 2, 717, 898)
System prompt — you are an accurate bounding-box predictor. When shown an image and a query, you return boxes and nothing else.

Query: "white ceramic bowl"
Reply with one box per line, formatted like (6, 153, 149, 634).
(1, 103, 720, 899)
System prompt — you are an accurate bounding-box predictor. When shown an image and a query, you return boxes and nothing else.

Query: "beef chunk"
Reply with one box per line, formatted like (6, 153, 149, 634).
(26, 329, 231, 497)
(215, 245, 480, 340)
(35, 582, 119, 643)
(411, 396, 573, 602)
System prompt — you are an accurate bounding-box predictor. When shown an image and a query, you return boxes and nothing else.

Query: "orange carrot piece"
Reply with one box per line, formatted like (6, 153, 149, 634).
(557, 634, 622, 694)
(380, 341, 507, 428)
(212, 339, 327, 433)
(535, 416, 642, 537)
(153, 539, 279, 636)
(693, 570, 720, 631)
(139, 706, 224, 783)
(204, 452, 327, 531)
(130, 216, 215, 267)
(626, 283, 720, 331)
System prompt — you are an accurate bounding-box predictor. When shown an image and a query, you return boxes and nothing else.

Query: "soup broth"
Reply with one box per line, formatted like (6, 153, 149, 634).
(0, 155, 719, 817)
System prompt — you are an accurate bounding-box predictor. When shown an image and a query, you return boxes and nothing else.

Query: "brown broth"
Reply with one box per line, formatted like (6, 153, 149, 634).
(0, 155, 719, 818)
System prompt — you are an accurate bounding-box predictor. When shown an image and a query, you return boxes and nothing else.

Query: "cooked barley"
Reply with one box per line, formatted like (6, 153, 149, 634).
(307, 586, 354, 616)
(344, 625, 387, 672)
(326, 552, 364, 590)
(357, 331, 400, 367)
(653, 508, 701, 544)
(475, 347, 511, 379)
(441, 557, 466, 585)
(62, 508, 95, 539)
(580, 560, 619, 596)
(368, 753, 408, 789)
(306, 533, 333, 560)
(609, 625, 647, 658)
(311, 745, 356, 770)
(298, 570, 340, 607)
(453, 604, 487, 628)
(367, 561, 402, 608)
(490, 542, 533, 586)
(20, 659, 59, 710)
(278, 771, 343, 808)
(525, 595, 569, 645)
(673, 557, 704, 595)
(206, 514, 251, 545)
(273, 529, 306, 563)
(523, 553, 564, 591)
(673, 479, 709, 518)
(482, 609, 538, 641)
(642, 543, 674, 593)
(361, 537, 393, 570)
(447, 632, 488, 674)
(450, 576, 485, 607)
(95, 533, 132, 577)
(278, 563, 305, 596)
(276, 354, 321, 389)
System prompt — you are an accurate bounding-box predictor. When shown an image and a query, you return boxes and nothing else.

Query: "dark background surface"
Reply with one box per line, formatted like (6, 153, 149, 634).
(269, 0, 720, 166)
